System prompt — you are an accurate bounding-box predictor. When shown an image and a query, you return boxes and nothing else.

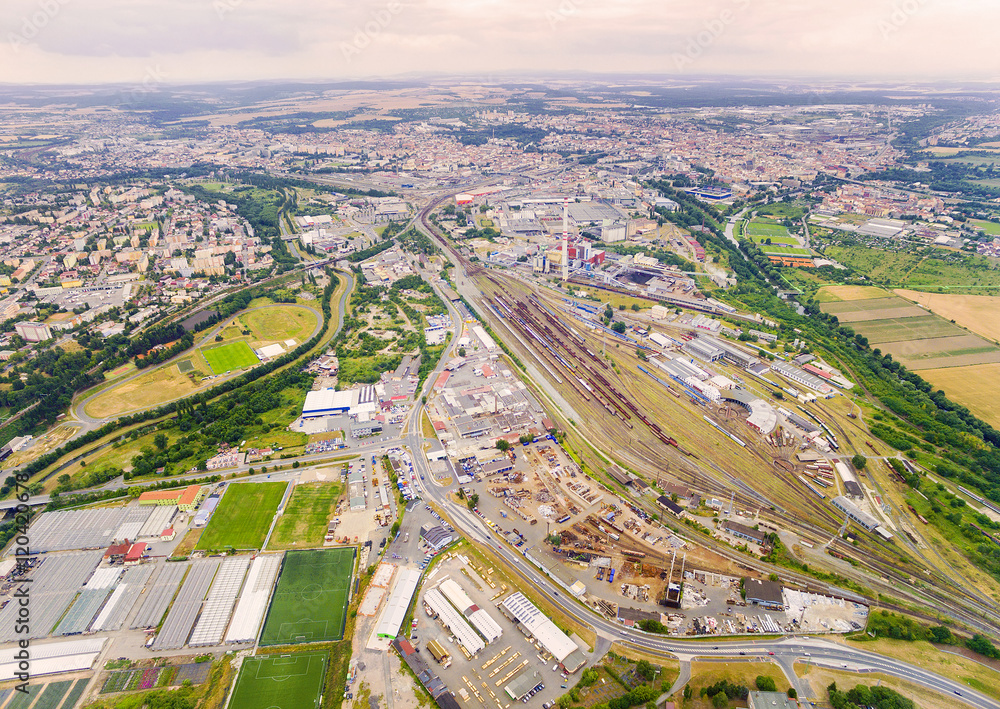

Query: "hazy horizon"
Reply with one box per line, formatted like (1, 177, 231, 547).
(2, 0, 998, 86)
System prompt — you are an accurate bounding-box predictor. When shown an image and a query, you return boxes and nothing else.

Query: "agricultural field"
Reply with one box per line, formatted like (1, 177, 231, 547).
(814, 285, 890, 302)
(228, 652, 327, 709)
(195, 481, 286, 551)
(817, 286, 1000, 370)
(202, 340, 259, 374)
(895, 289, 1000, 344)
(920, 363, 1000, 429)
(259, 547, 354, 645)
(269, 482, 341, 550)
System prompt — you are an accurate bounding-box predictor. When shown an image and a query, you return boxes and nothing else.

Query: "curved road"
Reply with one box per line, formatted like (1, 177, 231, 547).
(72, 303, 325, 428)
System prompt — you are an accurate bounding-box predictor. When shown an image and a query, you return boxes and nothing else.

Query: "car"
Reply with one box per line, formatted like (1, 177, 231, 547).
(561, 685, 567, 689)
(769, 651, 775, 656)
(739, 652, 746, 656)
(803, 653, 811, 657)
(713, 646, 719, 650)
(620, 630, 628, 636)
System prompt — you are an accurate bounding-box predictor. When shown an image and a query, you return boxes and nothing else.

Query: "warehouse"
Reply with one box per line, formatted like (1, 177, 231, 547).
(834, 461, 864, 499)
(771, 362, 833, 395)
(425, 588, 485, 656)
(743, 578, 785, 610)
(302, 388, 355, 418)
(721, 520, 767, 546)
(482, 459, 514, 476)
(656, 496, 685, 518)
(831, 495, 880, 531)
(472, 325, 498, 353)
(137, 484, 206, 511)
(716, 341, 758, 369)
(439, 578, 503, 643)
(376, 567, 422, 638)
(504, 671, 545, 702)
(420, 524, 454, 551)
(193, 493, 221, 527)
(499, 592, 586, 673)
(684, 337, 725, 362)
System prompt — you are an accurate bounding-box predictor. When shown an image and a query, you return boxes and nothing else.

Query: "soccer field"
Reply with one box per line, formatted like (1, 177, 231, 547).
(229, 652, 327, 709)
(202, 340, 259, 374)
(195, 482, 286, 551)
(259, 548, 355, 646)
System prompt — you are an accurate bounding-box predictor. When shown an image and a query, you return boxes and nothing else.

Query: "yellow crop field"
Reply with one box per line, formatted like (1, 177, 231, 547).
(921, 362, 1000, 429)
(815, 285, 889, 302)
(896, 289, 1000, 343)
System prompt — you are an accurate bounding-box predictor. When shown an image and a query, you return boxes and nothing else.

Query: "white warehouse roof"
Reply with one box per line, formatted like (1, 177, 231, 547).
(302, 388, 357, 417)
(439, 579, 502, 644)
(376, 567, 422, 638)
(500, 592, 578, 662)
(425, 588, 485, 656)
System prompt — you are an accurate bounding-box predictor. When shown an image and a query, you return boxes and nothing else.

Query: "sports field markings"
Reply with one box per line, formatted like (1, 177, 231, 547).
(201, 340, 259, 374)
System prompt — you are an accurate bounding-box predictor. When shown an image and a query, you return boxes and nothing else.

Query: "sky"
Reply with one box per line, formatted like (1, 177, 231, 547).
(1, 0, 999, 85)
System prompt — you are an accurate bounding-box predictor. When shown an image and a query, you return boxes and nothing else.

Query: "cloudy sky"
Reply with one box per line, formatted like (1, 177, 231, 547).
(1, 0, 998, 85)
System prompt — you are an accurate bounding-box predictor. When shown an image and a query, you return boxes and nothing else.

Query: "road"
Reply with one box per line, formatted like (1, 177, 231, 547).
(71, 302, 324, 428)
(13, 184, 1000, 707)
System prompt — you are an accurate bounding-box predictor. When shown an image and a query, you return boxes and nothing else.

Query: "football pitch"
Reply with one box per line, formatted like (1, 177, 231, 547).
(229, 652, 327, 709)
(259, 548, 355, 646)
(202, 340, 259, 374)
(195, 481, 286, 551)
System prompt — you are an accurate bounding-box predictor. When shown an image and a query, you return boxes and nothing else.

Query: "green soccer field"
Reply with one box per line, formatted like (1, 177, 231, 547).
(195, 482, 287, 551)
(229, 652, 327, 709)
(259, 548, 355, 646)
(201, 340, 259, 374)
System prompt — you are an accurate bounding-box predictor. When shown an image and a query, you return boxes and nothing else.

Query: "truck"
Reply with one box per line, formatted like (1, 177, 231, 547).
(427, 639, 452, 668)
(608, 568, 616, 583)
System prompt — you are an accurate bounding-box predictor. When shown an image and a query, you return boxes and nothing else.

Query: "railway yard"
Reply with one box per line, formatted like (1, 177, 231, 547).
(417, 198, 1000, 642)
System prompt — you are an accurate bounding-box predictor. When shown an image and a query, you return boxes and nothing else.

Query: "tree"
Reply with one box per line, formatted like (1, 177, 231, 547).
(851, 454, 867, 470)
(458, 347, 466, 357)
(154, 432, 168, 451)
(636, 660, 656, 681)
(683, 685, 693, 700)
(467, 493, 479, 510)
(390, 521, 400, 536)
(967, 633, 1000, 659)
(631, 303, 640, 312)
(496, 439, 511, 452)
(755, 676, 776, 692)
(787, 688, 797, 699)
(611, 321, 627, 334)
